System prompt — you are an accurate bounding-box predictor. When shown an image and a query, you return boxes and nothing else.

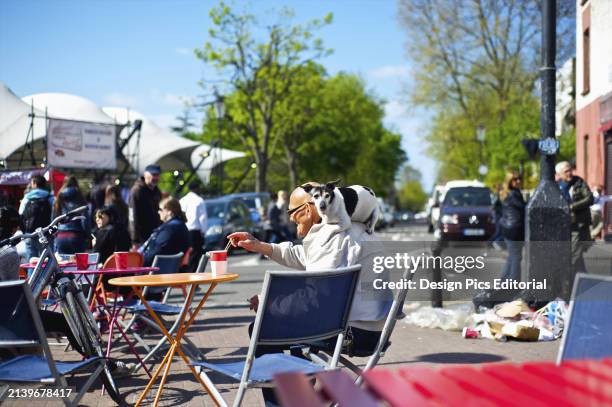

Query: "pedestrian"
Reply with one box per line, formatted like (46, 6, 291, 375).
(93, 206, 131, 264)
(556, 161, 594, 276)
(277, 189, 294, 241)
(19, 175, 53, 260)
(142, 196, 190, 267)
(105, 184, 129, 232)
(265, 192, 283, 243)
(0, 205, 21, 282)
(490, 183, 506, 251)
(129, 164, 162, 250)
(179, 182, 207, 272)
(229, 182, 393, 405)
(53, 176, 90, 254)
(590, 185, 604, 239)
(499, 171, 525, 282)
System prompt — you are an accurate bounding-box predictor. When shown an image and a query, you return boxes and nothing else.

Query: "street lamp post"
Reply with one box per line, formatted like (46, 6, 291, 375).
(214, 89, 225, 196)
(524, 0, 571, 303)
(476, 124, 488, 178)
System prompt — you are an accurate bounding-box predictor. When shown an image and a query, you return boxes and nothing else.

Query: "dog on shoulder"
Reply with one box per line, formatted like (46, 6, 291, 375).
(300, 180, 379, 234)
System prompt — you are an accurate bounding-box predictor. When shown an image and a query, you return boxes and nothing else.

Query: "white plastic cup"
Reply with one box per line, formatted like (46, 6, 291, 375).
(209, 250, 228, 277)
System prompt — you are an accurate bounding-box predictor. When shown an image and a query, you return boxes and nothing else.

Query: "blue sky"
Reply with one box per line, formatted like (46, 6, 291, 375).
(0, 0, 435, 190)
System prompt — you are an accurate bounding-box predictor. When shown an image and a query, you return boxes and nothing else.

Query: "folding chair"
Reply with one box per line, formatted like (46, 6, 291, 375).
(192, 264, 362, 407)
(557, 273, 612, 362)
(121, 253, 202, 369)
(0, 280, 105, 406)
(305, 268, 412, 385)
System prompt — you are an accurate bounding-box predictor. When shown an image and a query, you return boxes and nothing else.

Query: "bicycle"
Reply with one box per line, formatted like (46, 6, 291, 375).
(0, 206, 125, 406)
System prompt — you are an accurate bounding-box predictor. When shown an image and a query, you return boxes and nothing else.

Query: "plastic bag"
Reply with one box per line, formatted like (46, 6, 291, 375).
(404, 303, 474, 331)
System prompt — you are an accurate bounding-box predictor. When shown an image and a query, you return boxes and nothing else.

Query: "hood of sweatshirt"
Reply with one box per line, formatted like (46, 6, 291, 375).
(25, 188, 52, 201)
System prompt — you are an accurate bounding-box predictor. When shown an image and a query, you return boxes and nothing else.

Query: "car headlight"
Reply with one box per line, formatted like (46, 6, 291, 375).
(206, 225, 223, 236)
(441, 214, 459, 224)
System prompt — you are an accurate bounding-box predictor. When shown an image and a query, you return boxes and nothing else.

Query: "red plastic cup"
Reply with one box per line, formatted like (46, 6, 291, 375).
(75, 253, 89, 270)
(208, 250, 228, 276)
(116, 252, 129, 270)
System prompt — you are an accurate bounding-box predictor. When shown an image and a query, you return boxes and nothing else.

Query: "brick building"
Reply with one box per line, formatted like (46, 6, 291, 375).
(575, 0, 612, 193)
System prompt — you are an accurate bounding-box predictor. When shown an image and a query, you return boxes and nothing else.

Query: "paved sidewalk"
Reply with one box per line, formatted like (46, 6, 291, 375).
(6, 302, 559, 407)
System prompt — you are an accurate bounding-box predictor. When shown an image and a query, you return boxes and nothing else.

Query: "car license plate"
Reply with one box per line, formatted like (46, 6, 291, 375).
(464, 229, 485, 236)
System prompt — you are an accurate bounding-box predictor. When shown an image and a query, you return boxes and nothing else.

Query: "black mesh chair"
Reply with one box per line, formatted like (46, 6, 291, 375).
(0, 280, 105, 406)
(192, 264, 361, 407)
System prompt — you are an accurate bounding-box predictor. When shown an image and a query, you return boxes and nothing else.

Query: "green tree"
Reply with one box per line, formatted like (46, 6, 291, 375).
(398, 180, 428, 212)
(196, 2, 332, 191)
(398, 0, 576, 185)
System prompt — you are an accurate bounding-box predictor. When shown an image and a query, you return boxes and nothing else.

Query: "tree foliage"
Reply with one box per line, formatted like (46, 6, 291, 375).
(196, 2, 332, 191)
(398, 0, 576, 187)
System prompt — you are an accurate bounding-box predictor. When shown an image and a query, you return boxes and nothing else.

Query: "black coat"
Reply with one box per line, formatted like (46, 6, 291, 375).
(143, 218, 190, 266)
(128, 178, 161, 245)
(501, 189, 526, 241)
(94, 224, 131, 264)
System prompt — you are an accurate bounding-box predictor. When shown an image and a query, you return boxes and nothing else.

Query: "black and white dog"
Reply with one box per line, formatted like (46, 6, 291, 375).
(301, 180, 379, 234)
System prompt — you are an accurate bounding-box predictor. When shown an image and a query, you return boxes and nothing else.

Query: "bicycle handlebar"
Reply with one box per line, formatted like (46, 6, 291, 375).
(0, 205, 89, 248)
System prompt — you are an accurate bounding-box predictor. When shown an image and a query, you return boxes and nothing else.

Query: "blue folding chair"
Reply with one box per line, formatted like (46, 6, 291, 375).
(192, 264, 361, 407)
(121, 253, 202, 371)
(0, 280, 105, 406)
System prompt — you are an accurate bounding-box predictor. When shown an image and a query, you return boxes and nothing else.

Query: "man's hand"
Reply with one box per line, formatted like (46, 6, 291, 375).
(248, 294, 259, 312)
(227, 232, 273, 257)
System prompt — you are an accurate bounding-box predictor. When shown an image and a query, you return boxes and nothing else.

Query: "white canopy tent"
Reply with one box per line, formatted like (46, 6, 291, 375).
(0, 82, 47, 166)
(22, 92, 117, 125)
(191, 144, 247, 183)
(103, 107, 246, 181)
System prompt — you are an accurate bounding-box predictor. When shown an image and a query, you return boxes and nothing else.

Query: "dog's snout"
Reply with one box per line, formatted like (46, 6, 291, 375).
(319, 202, 327, 211)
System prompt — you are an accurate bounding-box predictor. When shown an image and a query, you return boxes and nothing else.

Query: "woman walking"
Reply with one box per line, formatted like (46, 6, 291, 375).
(500, 171, 526, 281)
(53, 176, 90, 254)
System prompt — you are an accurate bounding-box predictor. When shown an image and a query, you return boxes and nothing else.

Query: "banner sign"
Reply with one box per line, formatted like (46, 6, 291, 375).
(47, 118, 117, 169)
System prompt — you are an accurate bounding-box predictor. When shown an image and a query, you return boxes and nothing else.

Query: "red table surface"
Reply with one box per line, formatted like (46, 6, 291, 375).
(20, 261, 97, 269)
(362, 358, 612, 406)
(64, 266, 159, 275)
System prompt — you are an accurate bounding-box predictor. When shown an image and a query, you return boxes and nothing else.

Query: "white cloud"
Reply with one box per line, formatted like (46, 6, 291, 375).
(104, 92, 139, 107)
(149, 89, 195, 107)
(175, 47, 192, 56)
(148, 114, 179, 130)
(368, 65, 410, 80)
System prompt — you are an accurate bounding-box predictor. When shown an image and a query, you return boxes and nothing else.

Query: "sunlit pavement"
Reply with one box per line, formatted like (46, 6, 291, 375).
(10, 223, 583, 406)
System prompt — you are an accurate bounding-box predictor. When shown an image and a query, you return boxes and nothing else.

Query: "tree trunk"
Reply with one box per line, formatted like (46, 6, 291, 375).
(285, 146, 298, 189)
(255, 152, 267, 192)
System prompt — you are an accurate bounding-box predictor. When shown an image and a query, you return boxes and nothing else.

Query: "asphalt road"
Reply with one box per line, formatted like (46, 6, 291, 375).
(194, 222, 612, 309)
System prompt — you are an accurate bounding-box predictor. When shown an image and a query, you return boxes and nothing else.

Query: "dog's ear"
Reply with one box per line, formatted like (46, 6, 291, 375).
(299, 184, 314, 194)
(325, 179, 341, 191)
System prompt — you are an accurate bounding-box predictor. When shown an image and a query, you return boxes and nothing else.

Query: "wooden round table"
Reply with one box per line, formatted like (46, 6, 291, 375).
(109, 272, 239, 407)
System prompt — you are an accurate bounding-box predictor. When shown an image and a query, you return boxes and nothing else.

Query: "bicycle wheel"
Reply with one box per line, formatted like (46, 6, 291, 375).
(63, 289, 92, 355)
(65, 288, 125, 406)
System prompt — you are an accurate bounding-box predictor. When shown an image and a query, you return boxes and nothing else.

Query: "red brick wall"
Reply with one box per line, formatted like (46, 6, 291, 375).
(576, 97, 605, 187)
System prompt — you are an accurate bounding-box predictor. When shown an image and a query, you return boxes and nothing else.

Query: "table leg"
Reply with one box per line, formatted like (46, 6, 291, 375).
(135, 342, 174, 406)
(133, 284, 223, 407)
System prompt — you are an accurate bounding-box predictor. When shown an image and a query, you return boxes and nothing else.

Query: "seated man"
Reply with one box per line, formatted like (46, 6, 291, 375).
(229, 182, 393, 353)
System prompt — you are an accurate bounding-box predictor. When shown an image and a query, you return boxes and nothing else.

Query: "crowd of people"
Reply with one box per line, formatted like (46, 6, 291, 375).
(494, 160, 603, 285)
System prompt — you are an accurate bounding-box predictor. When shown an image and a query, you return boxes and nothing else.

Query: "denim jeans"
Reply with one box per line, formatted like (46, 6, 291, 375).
(501, 239, 524, 281)
(24, 238, 43, 261)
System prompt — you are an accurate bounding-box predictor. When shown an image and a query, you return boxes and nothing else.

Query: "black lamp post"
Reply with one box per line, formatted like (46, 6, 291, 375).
(214, 89, 225, 196)
(524, 0, 572, 303)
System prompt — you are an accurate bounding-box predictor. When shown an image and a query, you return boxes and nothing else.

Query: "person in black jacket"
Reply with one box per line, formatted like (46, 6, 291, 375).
(52, 176, 90, 254)
(93, 206, 131, 264)
(499, 171, 526, 281)
(556, 161, 594, 276)
(142, 196, 190, 267)
(129, 165, 162, 250)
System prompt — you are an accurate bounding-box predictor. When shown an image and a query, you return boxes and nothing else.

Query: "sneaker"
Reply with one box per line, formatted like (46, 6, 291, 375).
(110, 361, 136, 378)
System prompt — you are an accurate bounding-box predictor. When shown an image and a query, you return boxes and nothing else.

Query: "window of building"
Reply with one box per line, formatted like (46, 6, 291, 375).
(582, 28, 590, 95)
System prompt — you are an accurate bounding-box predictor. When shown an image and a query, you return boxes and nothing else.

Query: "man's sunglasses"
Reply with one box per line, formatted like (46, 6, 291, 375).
(287, 202, 310, 216)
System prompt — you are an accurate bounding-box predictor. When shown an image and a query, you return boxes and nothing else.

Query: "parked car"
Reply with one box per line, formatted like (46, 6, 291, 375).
(434, 185, 495, 241)
(204, 197, 263, 251)
(225, 192, 271, 224)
